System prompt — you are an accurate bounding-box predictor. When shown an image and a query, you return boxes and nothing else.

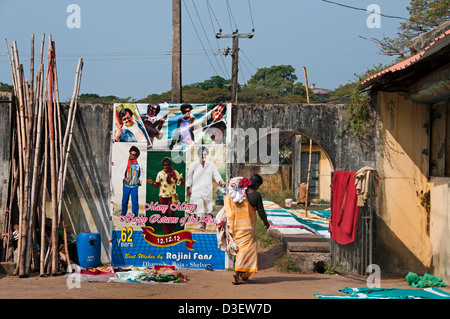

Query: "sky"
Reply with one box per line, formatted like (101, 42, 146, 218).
(0, 0, 410, 101)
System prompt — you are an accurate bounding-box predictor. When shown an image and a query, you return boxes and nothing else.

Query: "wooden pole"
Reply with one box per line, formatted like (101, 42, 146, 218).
(40, 103, 48, 276)
(46, 39, 59, 276)
(57, 58, 83, 224)
(303, 66, 310, 103)
(304, 138, 312, 217)
(171, 0, 182, 103)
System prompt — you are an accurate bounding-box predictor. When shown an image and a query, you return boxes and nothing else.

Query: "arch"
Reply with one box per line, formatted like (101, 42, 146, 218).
(230, 103, 375, 172)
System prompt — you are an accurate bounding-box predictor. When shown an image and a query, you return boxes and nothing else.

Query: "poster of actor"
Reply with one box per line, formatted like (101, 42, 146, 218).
(168, 103, 206, 150)
(202, 103, 228, 145)
(111, 142, 148, 230)
(145, 151, 187, 235)
(113, 104, 151, 146)
(185, 145, 227, 233)
(136, 103, 169, 149)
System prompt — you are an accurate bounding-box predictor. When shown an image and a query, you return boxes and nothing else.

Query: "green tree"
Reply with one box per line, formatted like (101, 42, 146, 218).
(185, 75, 231, 91)
(367, 0, 450, 57)
(247, 65, 298, 95)
(0, 82, 14, 93)
(78, 93, 132, 103)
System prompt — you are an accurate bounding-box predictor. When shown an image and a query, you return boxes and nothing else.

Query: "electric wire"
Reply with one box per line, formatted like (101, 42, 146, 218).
(191, 0, 228, 78)
(239, 48, 257, 73)
(206, 0, 230, 78)
(248, 0, 255, 30)
(320, 0, 408, 20)
(182, 0, 221, 77)
(226, 0, 239, 32)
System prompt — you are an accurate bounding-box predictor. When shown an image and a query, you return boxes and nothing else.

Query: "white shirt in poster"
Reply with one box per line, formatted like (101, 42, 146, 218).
(186, 160, 223, 199)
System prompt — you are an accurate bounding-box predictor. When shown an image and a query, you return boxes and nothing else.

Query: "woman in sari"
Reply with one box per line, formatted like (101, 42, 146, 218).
(224, 174, 270, 284)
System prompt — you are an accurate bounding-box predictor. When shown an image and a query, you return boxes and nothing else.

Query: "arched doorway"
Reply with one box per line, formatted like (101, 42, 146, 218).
(234, 129, 333, 207)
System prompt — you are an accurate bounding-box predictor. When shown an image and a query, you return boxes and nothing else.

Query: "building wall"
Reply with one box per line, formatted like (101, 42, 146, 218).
(429, 177, 450, 283)
(235, 164, 292, 194)
(300, 144, 332, 202)
(61, 103, 113, 264)
(0, 101, 113, 264)
(375, 91, 432, 274)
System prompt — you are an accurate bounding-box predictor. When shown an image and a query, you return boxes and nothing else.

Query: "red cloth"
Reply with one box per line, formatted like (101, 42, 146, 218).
(239, 177, 252, 188)
(329, 171, 359, 245)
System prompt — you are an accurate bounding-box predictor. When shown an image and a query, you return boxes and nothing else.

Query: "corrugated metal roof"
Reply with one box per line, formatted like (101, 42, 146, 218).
(361, 29, 450, 89)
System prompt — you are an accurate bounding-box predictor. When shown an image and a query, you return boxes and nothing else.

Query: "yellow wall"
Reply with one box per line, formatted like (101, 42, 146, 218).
(376, 91, 431, 273)
(301, 144, 332, 202)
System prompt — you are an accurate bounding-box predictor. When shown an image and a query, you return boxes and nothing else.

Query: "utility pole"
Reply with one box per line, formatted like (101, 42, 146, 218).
(172, 0, 182, 103)
(216, 30, 254, 104)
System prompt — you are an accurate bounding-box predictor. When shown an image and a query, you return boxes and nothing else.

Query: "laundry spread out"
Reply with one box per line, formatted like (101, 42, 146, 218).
(264, 202, 330, 238)
(315, 287, 450, 299)
(72, 265, 187, 284)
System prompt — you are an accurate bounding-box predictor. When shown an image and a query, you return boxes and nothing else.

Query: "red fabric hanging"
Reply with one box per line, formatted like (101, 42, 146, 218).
(329, 171, 359, 245)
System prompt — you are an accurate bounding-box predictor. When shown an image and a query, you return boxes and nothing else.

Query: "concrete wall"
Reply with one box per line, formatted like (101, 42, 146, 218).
(374, 91, 432, 275)
(301, 143, 332, 202)
(0, 100, 113, 264)
(230, 103, 376, 176)
(0, 93, 14, 230)
(235, 164, 292, 194)
(61, 103, 113, 264)
(430, 177, 450, 283)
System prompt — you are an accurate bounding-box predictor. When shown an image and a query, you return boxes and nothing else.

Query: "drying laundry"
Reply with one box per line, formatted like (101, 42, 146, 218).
(354, 166, 379, 207)
(315, 287, 450, 299)
(329, 171, 359, 245)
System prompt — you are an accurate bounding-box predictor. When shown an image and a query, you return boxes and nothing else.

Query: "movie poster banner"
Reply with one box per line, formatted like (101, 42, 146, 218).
(110, 103, 230, 269)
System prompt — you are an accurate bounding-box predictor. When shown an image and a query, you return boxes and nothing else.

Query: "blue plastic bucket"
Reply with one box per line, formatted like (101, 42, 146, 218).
(76, 233, 101, 268)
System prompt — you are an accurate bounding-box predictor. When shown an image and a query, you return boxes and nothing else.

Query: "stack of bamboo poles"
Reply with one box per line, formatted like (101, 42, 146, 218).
(2, 34, 83, 277)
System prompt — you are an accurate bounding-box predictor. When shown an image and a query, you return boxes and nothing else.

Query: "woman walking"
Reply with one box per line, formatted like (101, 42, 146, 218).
(224, 174, 270, 284)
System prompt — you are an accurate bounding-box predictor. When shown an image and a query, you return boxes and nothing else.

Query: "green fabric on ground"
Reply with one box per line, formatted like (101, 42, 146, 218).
(406, 272, 447, 288)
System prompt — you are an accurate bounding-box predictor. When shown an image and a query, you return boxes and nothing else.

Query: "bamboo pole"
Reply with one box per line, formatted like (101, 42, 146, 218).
(26, 43, 45, 275)
(45, 38, 59, 276)
(5, 34, 83, 277)
(303, 66, 310, 103)
(57, 58, 83, 224)
(304, 138, 312, 217)
(40, 102, 48, 276)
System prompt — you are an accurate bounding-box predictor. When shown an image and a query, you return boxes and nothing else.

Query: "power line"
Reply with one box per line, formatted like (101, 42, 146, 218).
(248, 0, 255, 31)
(205, 0, 230, 78)
(239, 48, 257, 73)
(190, 0, 228, 78)
(320, 0, 408, 20)
(183, 0, 221, 77)
(206, 0, 222, 32)
(226, 0, 239, 32)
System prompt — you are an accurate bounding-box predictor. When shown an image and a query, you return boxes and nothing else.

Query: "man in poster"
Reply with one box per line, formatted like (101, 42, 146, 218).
(186, 146, 226, 232)
(121, 146, 144, 217)
(143, 104, 166, 145)
(115, 107, 150, 145)
(170, 104, 199, 150)
(148, 157, 185, 234)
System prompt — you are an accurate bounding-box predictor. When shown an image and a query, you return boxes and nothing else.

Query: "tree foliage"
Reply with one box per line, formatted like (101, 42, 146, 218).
(247, 65, 297, 95)
(371, 0, 450, 57)
(0, 82, 14, 93)
(78, 93, 132, 103)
